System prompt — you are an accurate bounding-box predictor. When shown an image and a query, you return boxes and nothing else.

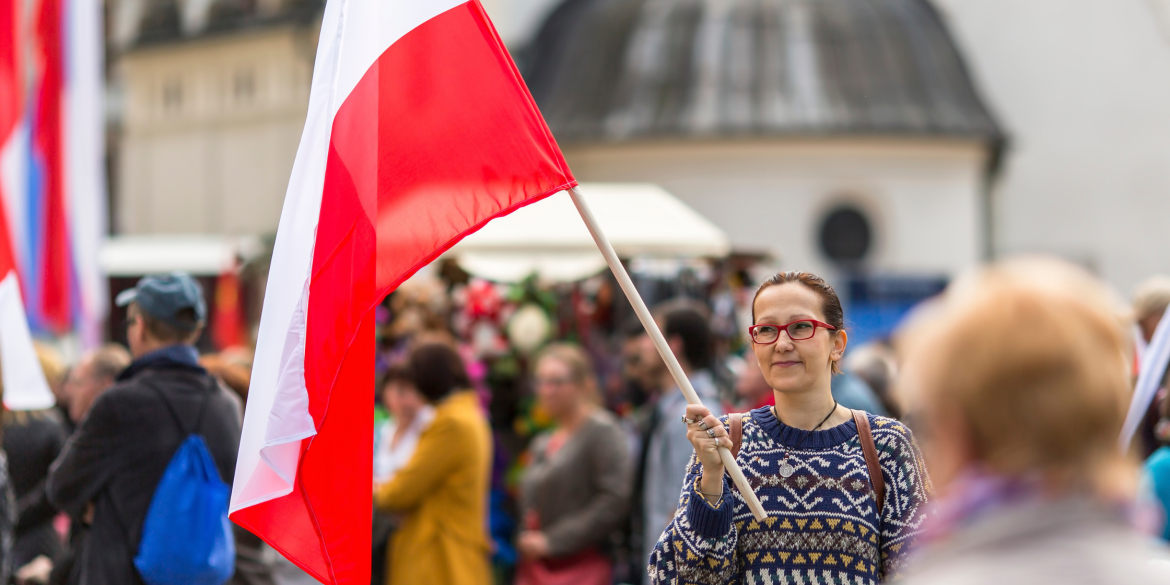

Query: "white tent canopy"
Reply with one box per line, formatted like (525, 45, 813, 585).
(100, 235, 265, 276)
(448, 183, 730, 282)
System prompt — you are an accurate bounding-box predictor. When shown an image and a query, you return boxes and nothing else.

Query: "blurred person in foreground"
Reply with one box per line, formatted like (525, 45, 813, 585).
(63, 344, 131, 425)
(516, 343, 631, 585)
(1144, 392, 1170, 543)
(897, 257, 1170, 584)
(12, 344, 131, 584)
(374, 342, 491, 585)
(733, 358, 773, 412)
(373, 365, 435, 484)
(31, 344, 71, 435)
(371, 364, 433, 585)
(5, 344, 72, 581)
(650, 271, 931, 584)
(1131, 275, 1170, 458)
(0, 417, 17, 585)
(843, 340, 901, 419)
(1133, 275, 1170, 346)
(23, 341, 132, 585)
(200, 347, 255, 404)
(11, 340, 70, 580)
(46, 273, 243, 585)
(631, 302, 724, 580)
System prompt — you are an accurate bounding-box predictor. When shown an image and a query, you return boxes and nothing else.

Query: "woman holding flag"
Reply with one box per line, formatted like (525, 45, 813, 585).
(648, 271, 932, 585)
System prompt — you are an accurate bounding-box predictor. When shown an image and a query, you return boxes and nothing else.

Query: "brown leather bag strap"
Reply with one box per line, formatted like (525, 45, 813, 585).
(729, 413, 744, 458)
(852, 410, 885, 515)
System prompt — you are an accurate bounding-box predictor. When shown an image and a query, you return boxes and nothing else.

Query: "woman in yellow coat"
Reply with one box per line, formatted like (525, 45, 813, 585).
(374, 342, 492, 585)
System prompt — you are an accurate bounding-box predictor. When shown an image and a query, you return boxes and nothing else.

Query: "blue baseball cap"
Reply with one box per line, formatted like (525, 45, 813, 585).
(115, 272, 208, 331)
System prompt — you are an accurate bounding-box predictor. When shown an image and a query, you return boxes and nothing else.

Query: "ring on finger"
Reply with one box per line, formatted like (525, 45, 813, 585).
(698, 421, 709, 431)
(681, 416, 698, 424)
(706, 428, 716, 438)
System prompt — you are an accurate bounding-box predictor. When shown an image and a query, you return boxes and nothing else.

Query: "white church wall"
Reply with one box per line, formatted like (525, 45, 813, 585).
(564, 138, 987, 281)
(932, 0, 1170, 293)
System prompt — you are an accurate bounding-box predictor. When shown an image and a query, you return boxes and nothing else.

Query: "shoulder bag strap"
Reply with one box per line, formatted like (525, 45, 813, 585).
(141, 375, 214, 437)
(852, 409, 885, 515)
(729, 413, 743, 458)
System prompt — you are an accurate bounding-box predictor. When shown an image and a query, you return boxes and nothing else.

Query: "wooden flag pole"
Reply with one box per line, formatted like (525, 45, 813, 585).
(567, 187, 767, 521)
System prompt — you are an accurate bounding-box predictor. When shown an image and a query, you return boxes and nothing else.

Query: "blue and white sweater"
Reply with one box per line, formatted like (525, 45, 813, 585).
(648, 407, 932, 584)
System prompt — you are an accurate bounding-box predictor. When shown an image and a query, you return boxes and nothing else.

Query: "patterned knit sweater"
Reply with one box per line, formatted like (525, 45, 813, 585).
(648, 407, 931, 585)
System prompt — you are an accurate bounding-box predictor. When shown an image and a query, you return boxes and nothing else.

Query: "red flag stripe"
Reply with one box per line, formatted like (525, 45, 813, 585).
(0, 0, 20, 278)
(34, 0, 71, 332)
(0, 0, 19, 140)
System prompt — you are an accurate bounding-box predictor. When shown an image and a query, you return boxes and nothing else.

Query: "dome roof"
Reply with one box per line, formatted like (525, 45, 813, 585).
(522, 0, 1003, 144)
(134, 0, 323, 47)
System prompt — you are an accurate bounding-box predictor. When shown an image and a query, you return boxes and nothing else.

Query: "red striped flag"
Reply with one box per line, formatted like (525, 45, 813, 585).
(228, 0, 575, 582)
(0, 0, 53, 411)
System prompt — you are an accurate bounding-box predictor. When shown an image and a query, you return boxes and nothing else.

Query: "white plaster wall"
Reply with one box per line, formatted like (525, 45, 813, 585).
(564, 139, 987, 280)
(117, 27, 313, 236)
(932, 0, 1170, 293)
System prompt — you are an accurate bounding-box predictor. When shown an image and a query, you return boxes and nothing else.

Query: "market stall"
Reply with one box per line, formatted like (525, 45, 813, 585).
(446, 183, 731, 282)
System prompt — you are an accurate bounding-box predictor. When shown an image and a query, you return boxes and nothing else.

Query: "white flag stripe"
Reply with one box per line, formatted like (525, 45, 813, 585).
(1, 128, 54, 412)
(227, 0, 341, 511)
(1120, 305, 1170, 451)
(328, 0, 465, 122)
(230, 0, 467, 513)
(0, 272, 54, 410)
(65, 0, 109, 348)
(232, 274, 315, 510)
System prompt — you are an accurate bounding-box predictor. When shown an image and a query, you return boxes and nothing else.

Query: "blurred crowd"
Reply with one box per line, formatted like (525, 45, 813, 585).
(367, 260, 1170, 585)
(0, 258, 1168, 585)
(0, 273, 288, 585)
(365, 267, 906, 585)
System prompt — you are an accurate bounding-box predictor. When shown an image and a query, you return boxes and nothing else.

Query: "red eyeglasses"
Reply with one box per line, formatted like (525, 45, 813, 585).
(748, 320, 837, 344)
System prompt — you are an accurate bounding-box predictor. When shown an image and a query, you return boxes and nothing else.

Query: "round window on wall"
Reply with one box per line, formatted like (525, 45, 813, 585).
(818, 205, 872, 265)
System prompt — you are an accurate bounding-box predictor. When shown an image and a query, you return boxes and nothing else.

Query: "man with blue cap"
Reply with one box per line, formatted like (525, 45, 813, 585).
(46, 273, 244, 585)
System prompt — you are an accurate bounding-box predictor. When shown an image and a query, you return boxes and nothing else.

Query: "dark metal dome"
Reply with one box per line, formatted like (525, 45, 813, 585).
(522, 0, 1003, 144)
(133, 0, 323, 48)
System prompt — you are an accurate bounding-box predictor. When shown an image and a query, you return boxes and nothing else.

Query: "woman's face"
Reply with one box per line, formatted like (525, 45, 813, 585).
(534, 356, 581, 419)
(383, 380, 425, 423)
(751, 283, 846, 394)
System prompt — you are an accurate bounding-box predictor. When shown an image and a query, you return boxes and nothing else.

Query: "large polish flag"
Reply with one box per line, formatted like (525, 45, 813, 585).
(0, 0, 54, 411)
(228, 0, 575, 582)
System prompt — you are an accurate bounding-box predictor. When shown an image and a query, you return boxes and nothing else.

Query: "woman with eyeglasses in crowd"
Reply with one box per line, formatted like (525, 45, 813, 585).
(648, 271, 932, 585)
(515, 343, 632, 585)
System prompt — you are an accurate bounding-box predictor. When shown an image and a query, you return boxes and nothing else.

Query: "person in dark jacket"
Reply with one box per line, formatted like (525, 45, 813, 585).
(46, 273, 242, 585)
(33, 344, 132, 585)
(3, 407, 67, 573)
(0, 430, 19, 584)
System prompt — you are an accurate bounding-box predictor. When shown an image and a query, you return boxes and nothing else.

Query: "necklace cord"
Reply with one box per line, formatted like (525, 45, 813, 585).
(774, 400, 839, 478)
(775, 400, 839, 450)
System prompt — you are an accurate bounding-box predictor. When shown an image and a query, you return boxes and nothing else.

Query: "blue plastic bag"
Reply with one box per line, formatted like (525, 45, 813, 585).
(135, 434, 235, 585)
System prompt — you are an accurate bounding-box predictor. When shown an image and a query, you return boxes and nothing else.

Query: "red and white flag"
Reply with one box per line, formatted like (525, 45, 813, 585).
(0, 0, 53, 411)
(228, 0, 574, 582)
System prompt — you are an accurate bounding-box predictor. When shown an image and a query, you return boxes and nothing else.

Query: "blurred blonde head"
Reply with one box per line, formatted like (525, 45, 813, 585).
(898, 256, 1133, 497)
(1132, 275, 1170, 343)
(34, 341, 67, 399)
